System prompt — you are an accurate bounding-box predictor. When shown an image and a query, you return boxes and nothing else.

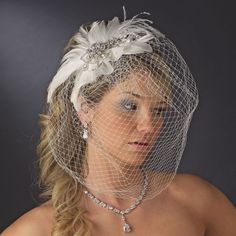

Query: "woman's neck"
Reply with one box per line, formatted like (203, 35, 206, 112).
(83, 140, 146, 209)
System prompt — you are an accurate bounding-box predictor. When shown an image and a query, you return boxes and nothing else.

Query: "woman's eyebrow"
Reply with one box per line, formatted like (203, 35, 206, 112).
(121, 92, 168, 104)
(123, 91, 141, 98)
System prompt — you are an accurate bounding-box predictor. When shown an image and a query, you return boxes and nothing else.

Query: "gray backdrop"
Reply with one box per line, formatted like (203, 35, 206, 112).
(0, 0, 235, 232)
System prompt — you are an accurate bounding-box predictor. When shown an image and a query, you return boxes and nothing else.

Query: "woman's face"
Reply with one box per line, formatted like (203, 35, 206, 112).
(87, 71, 169, 166)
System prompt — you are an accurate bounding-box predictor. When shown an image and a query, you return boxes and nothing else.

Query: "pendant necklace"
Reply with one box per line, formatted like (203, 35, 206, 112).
(83, 172, 148, 233)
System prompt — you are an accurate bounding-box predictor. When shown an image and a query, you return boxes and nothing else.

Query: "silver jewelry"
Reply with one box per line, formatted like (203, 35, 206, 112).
(84, 172, 148, 233)
(86, 34, 139, 61)
(82, 123, 88, 140)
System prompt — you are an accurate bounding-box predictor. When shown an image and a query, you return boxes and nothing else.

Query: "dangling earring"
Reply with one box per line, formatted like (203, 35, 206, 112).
(82, 123, 88, 140)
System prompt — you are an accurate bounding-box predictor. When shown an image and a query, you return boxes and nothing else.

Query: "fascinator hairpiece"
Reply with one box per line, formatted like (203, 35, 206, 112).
(47, 9, 164, 111)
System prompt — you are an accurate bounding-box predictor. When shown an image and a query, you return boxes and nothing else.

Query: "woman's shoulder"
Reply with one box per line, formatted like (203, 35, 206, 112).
(1, 202, 54, 236)
(171, 172, 216, 196)
(170, 172, 232, 209)
(162, 173, 216, 216)
(169, 172, 236, 234)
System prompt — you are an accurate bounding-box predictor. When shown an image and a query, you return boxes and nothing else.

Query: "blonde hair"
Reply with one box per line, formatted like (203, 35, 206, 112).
(37, 113, 92, 236)
(37, 33, 116, 235)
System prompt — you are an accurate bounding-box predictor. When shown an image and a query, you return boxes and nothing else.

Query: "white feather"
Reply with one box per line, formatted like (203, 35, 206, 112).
(123, 41, 153, 54)
(88, 21, 107, 44)
(47, 11, 165, 109)
(71, 70, 96, 110)
(47, 59, 84, 103)
(106, 17, 121, 38)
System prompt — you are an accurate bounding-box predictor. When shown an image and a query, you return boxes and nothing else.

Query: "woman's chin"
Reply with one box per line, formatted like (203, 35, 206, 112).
(116, 155, 147, 167)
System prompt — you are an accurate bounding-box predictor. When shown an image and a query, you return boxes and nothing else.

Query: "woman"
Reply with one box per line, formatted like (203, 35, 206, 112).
(2, 11, 236, 236)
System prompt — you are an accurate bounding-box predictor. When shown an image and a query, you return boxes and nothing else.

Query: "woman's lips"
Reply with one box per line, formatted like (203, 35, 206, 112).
(128, 141, 150, 150)
(133, 141, 148, 145)
(128, 141, 149, 145)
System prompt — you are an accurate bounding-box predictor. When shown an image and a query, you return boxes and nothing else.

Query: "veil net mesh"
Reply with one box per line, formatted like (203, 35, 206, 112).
(47, 21, 199, 200)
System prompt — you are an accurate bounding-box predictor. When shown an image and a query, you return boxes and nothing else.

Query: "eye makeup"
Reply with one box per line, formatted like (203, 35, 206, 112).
(120, 99, 138, 111)
(118, 97, 169, 115)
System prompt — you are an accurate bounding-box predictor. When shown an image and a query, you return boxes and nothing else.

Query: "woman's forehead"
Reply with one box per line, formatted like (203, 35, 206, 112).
(110, 71, 170, 100)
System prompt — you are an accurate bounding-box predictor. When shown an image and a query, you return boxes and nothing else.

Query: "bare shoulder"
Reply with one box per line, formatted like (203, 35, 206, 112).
(170, 173, 236, 236)
(171, 172, 235, 206)
(1, 202, 54, 236)
(170, 172, 222, 200)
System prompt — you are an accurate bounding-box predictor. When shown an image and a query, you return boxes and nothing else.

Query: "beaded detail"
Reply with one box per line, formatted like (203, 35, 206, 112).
(84, 172, 148, 233)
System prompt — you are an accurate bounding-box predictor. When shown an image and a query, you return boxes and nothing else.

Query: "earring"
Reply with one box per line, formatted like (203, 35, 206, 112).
(82, 123, 88, 140)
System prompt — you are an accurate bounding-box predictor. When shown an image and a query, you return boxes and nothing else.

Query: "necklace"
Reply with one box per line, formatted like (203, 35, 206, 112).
(83, 172, 148, 233)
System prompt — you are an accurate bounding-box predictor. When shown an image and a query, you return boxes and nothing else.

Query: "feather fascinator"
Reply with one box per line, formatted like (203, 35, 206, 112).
(47, 10, 165, 111)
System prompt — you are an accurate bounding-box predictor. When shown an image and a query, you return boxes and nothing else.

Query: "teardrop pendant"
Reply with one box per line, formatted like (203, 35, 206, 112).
(121, 212, 132, 233)
(123, 223, 132, 233)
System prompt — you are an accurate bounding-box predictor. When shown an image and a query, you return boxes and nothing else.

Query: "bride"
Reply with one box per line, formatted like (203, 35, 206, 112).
(2, 11, 236, 236)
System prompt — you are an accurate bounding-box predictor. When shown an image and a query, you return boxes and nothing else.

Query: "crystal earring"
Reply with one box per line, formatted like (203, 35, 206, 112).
(82, 123, 88, 140)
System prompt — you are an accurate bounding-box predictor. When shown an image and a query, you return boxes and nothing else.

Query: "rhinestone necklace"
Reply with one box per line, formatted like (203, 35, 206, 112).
(83, 173, 148, 233)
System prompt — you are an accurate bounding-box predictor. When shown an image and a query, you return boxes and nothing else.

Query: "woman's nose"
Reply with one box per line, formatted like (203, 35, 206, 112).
(136, 110, 153, 134)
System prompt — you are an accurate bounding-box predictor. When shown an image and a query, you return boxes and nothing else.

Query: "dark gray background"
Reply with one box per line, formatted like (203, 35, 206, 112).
(0, 0, 235, 232)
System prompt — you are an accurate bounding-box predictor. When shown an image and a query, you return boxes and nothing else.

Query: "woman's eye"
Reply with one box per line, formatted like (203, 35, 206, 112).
(119, 100, 169, 114)
(153, 107, 168, 115)
(120, 100, 137, 111)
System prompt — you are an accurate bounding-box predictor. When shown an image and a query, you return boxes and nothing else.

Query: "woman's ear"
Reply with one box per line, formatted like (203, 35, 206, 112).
(77, 96, 94, 125)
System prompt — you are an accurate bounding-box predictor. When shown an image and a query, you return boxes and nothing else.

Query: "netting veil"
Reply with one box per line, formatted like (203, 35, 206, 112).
(46, 12, 199, 201)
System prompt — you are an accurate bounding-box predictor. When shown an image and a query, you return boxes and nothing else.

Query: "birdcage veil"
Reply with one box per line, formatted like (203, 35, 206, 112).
(46, 10, 199, 201)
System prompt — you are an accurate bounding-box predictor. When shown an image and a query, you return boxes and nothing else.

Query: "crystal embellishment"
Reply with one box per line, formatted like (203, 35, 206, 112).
(123, 223, 132, 233)
(83, 171, 148, 233)
(86, 34, 139, 61)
